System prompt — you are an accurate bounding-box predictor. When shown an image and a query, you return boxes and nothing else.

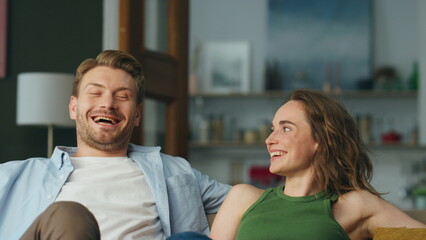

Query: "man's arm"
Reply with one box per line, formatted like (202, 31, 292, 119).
(192, 168, 231, 214)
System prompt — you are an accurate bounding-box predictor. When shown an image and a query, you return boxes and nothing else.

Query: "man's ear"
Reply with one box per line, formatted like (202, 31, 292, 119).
(134, 103, 143, 127)
(69, 96, 77, 120)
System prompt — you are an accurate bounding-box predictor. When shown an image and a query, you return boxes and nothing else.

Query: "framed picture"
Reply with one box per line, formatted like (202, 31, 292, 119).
(267, 0, 371, 90)
(202, 42, 250, 93)
(0, 0, 7, 78)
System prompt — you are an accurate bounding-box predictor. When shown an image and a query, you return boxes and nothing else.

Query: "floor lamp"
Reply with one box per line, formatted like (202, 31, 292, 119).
(16, 72, 75, 157)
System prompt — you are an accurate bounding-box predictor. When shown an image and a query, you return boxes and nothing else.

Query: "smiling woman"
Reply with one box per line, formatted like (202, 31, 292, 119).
(266, 100, 318, 178)
(208, 89, 426, 240)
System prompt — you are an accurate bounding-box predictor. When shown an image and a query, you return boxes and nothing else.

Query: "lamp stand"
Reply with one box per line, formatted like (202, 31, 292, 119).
(47, 124, 54, 157)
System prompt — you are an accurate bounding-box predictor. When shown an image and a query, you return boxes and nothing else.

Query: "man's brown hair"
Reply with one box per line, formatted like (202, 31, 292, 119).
(72, 50, 144, 104)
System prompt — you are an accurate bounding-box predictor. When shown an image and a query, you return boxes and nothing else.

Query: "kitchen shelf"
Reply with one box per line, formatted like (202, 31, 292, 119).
(190, 141, 426, 151)
(189, 89, 420, 155)
(190, 141, 265, 148)
(190, 90, 417, 99)
(368, 143, 426, 151)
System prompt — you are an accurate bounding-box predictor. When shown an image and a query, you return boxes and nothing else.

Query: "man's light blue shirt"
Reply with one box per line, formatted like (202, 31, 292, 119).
(0, 144, 230, 239)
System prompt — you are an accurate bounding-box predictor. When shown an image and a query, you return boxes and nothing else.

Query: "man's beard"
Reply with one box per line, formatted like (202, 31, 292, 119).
(76, 110, 134, 152)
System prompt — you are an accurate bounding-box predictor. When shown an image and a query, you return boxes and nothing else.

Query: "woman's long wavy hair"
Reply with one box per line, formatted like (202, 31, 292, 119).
(288, 89, 380, 196)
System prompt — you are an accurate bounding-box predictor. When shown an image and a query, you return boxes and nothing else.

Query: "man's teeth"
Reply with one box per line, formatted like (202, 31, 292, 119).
(271, 151, 285, 157)
(93, 116, 118, 125)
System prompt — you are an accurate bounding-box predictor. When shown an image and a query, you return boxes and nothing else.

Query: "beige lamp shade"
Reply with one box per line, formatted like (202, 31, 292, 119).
(16, 72, 75, 127)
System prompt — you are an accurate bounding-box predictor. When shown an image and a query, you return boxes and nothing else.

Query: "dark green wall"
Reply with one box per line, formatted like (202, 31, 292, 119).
(0, 0, 103, 161)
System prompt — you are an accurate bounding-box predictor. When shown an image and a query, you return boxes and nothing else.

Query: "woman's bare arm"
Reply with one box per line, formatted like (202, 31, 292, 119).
(333, 190, 426, 240)
(366, 193, 426, 233)
(209, 184, 263, 240)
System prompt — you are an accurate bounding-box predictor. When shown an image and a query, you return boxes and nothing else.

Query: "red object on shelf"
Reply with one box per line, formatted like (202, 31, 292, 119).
(249, 166, 282, 187)
(381, 130, 402, 144)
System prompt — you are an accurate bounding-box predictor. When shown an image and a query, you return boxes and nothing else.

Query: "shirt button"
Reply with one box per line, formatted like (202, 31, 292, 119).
(59, 174, 65, 179)
(47, 194, 53, 200)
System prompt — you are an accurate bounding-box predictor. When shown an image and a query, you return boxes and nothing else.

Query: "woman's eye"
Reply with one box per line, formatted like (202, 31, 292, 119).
(280, 127, 290, 133)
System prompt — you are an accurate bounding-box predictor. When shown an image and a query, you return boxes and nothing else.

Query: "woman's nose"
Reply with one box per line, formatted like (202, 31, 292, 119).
(265, 130, 277, 145)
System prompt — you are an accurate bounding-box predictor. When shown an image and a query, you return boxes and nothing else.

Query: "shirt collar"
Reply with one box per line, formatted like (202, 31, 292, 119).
(50, 146, 76, 170)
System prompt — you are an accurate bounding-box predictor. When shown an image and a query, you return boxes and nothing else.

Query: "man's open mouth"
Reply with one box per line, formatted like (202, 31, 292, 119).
(92, 116, 119, 125)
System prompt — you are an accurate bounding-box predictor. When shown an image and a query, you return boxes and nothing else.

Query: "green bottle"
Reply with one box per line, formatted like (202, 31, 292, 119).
(408, 62, 419, 90)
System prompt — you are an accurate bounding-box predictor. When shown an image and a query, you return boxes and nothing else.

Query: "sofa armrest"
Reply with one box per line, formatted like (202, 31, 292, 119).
(374, 227, 426, 240)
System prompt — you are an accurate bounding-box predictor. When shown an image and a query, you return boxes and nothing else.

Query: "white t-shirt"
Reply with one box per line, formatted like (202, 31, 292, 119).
(56, 156, 165, 240)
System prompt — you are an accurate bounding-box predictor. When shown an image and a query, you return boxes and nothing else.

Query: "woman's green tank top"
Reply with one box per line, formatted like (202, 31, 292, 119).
(235, 185, 350, 240)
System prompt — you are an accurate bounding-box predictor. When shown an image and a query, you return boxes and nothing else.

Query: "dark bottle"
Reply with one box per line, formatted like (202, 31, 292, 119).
(408, 61, 419, 90)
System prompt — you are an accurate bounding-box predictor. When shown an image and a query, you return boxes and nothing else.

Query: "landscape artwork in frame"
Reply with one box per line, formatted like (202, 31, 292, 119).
(202, 42, 250, 93)
(267, 0, 371, 90)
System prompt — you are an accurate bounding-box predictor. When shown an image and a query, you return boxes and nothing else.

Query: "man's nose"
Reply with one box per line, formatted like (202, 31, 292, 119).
(100, 94, 116, 109)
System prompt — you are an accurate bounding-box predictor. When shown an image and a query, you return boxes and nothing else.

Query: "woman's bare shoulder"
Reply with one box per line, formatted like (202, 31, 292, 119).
(334, 189, 426, 239)
(332, 190, 386, 239)
(336, 190, 395, 222)
(227, 184, 265, 204)
(210, 184, 265, 240)
(339, 189, 379, 202)
(230, 183, 264, 194)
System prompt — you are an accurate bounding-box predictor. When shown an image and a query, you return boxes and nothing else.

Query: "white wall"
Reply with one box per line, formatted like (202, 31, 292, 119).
(418, 0, 426, 144)
(375, 0, 426, 145)
(373, 0, 419, 81)
(102, 0, 119, 50)
(190, 0, 267, 92)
